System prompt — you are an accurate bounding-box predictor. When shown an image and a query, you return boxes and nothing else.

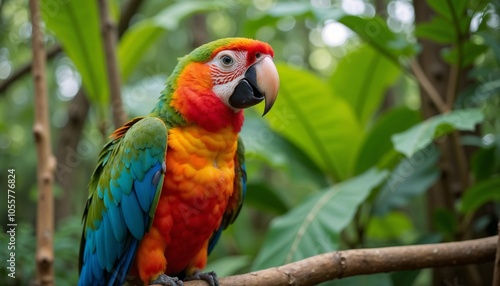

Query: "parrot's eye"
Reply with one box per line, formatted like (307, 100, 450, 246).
(255, 53, 261, 59)
(220, 55, 234, 67)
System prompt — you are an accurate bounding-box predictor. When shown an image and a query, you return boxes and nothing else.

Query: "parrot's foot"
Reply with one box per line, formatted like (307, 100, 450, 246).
(184, 270, 219, 286)
(150, 274, 184, 286)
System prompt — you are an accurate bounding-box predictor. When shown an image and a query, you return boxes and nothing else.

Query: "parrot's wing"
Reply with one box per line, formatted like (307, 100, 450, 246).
(208, 137, 247, 254)
(78, 117, 167, 286)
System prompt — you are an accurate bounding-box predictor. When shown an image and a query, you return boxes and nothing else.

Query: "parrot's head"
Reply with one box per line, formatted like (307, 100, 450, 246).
(162, 38, 279, 132)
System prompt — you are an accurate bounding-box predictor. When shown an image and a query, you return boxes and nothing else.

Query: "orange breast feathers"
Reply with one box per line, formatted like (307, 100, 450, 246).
(135, 125, 238, 283)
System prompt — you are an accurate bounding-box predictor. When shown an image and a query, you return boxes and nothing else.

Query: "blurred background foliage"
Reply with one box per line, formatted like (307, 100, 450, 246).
(1, 0, 500, 285)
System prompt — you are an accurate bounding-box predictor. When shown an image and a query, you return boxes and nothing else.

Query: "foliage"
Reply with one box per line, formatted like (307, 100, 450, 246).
(1, 0, 500, 285)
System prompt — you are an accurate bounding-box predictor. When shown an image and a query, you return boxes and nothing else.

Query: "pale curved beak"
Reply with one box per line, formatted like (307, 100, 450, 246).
(255, 56, 279, 116)
(228, 56, 280, 116)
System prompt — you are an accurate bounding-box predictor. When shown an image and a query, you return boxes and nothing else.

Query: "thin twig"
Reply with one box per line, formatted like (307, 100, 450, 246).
(409, 60, 450, 114)
(30, 0, 55, 284)
(174, 236, 498, 286)
(98, 0, 127, 128)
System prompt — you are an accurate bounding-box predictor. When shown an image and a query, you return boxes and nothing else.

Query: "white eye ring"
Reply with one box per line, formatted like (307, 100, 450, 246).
(220, 54, 234, 67)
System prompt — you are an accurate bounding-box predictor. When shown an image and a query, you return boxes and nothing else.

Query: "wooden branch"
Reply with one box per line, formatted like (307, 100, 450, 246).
(409, 60, 450, 114)
(30, 0, 55, 285)
(98, 0, 127, 128)
(171, 236, 498, 286)
(493, 221, 500, 286)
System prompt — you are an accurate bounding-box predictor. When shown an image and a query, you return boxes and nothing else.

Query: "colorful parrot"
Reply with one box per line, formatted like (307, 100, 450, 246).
(78, 38, 279, 286)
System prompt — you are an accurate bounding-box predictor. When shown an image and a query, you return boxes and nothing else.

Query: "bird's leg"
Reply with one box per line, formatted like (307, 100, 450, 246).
(184, 270, 219, 286)
(150, 274, 184, 286)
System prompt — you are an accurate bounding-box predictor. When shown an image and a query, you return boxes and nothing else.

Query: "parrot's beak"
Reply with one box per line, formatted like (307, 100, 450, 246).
(229, 56, 279, 116)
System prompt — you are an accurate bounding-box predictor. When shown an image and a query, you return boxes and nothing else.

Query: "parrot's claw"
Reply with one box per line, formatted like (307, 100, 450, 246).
(184, 270, 219, 286)
(150, 274, 184, 286)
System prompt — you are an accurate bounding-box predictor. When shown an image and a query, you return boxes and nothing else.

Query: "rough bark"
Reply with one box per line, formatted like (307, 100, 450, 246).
(170, 236, 498, 286)
(413, 1, 477, 285)
(30, 0, 55, 284)
(493, 220, 500, 286)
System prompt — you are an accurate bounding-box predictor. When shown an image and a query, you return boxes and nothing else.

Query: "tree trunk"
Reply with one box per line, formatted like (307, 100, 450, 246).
(413, 1, 482, 285)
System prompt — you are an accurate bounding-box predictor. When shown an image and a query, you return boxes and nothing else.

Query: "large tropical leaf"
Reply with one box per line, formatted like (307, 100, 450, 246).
(251, 169, 387, 270)
(263, 64, 364, 180)
(373, 145, 439, 216)
(330, 45, 401, 127)
(41, 0, 108, 109)
(118, 1, 227, 80)
(354, 107, 421, 174)
(391, 108, 484, 157)
(338, 15, 418, 58)
(460, 177, 500, 214)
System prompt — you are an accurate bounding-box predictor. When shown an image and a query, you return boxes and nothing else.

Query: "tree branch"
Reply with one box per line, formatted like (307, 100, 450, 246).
(174, 236, 498, 286)
(98, 0, 127, 128)
(493, 220, 500, 286)
(30, 0, 55, 284)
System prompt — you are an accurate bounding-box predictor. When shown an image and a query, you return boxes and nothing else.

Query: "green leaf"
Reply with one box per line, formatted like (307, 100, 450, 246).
(354, 107, 421, 174)
(432, 208, 458, 240)
(206, 255, 251, 277)
(263, 64, 364, 181)
(118, 1, 226, 80)
(460, 177, 500, 213)
(246, 182, 289, 215)
(251, 169, 387, 270)
(42, 0, 108, 108)
(373, 145, 439, 215)
(338, 15, 417, 57)
(472, 147, 497, 182)
(442, 42, 488, 67)
(426, 0, 467, 21)
(366, 211, 415, 240)
(426, 0, 452, 20)
(415, 17, 456, 44)
(330, 45, 401, 127)
(391, 109, 485, 157)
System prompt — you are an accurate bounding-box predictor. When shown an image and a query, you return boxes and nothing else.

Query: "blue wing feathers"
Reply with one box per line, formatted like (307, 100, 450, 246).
(107, 204, 126, 242)
(121, 190, 146, 240)
(135, 162, 162, 212)
(78, 117, 167, 286)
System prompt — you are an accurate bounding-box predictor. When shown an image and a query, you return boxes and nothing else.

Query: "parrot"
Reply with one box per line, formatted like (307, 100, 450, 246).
(77, 37, 279, 286)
